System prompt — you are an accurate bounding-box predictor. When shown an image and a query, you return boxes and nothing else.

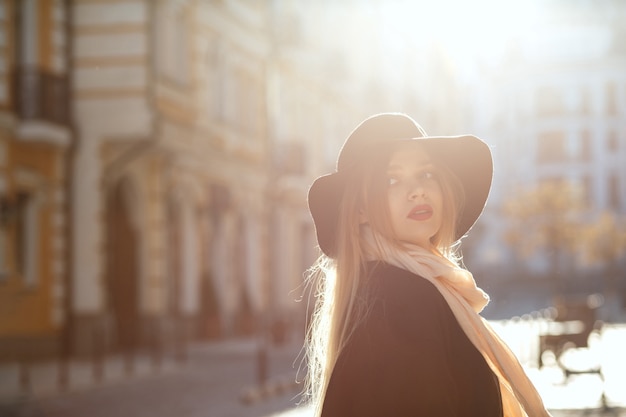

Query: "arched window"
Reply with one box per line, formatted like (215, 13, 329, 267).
(155, 1, 190, 86)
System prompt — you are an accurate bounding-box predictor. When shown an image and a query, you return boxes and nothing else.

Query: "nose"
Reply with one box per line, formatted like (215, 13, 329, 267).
(408, 181, 426, 200)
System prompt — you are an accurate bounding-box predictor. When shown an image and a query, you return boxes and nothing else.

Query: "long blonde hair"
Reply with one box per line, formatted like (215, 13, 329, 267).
(303, 144, 465, 415)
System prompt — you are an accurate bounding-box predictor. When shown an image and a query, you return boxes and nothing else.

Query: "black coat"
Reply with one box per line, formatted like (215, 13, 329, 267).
(321, 262, 503, 417)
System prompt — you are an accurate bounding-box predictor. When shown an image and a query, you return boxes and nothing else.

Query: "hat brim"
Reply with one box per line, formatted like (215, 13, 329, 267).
(308, 135, 492, 258)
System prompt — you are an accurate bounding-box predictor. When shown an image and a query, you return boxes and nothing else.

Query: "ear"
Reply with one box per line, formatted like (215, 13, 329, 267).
(359, 209, 369, 224)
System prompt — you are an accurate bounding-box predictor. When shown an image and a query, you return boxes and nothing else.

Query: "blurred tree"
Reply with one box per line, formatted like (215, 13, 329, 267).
(503, 181, 586, 288)
(579, 211, 626, 317)
(504, 181, 626, 300)
(580, 211, 626, 268)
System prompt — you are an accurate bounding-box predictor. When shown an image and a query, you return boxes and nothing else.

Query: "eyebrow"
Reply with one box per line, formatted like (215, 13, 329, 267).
(386, 160, 434, 173)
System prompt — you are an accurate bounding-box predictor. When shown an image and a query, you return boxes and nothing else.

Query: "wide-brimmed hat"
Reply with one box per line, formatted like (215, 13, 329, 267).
(307, 113, 493, 258)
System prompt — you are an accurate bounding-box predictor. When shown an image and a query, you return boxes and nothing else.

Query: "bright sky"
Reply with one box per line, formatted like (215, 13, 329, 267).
(301, 0, 613, 84)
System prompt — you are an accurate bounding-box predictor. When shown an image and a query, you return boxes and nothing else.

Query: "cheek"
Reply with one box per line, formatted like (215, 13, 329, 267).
(426, 185, 443, 218)
(387, 190, 403, 216)
(430, 183, 444, 206)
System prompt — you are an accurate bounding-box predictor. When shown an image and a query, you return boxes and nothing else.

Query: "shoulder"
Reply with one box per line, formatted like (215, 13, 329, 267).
(362, 262, 455, 342)
(365, 261, 446, 309)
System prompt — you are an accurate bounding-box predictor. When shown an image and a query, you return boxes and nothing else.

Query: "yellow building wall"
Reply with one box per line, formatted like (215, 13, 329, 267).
(0, 0, 62, 341)
(38, 0, 53, 72)
(0, 140, 59, 337)
(0, 0, 14, 111)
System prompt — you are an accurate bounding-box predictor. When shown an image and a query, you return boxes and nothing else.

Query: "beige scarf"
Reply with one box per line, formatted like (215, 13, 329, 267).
(362, 227, 552, 417)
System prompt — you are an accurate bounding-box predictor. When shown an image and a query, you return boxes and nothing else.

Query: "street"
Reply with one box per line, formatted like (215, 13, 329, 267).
(1, 324, 625, 417)
(0, 339, 303, 417)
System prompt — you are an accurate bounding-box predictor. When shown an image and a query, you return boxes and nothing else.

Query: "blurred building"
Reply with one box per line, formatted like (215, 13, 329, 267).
(0, 0, 357, 359)
(456, 1, 626, 321)
(466, 2, 626, 277)
(0, 0, 71, 359)
(67, 0, 354, 356)
(1, 0, 624, 359)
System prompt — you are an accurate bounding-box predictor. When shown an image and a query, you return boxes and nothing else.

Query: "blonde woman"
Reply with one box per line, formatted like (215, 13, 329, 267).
(305, 113, 551, 416)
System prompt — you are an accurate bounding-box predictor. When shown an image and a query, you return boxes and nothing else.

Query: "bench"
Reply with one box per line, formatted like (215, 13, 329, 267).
(538, 294, 604, 370)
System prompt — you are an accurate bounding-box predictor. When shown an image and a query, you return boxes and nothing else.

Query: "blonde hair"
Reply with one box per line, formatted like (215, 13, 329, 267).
(303, 144, 465, 415)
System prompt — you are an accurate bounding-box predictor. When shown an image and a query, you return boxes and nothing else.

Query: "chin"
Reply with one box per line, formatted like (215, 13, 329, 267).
(402, 238, 431, 249)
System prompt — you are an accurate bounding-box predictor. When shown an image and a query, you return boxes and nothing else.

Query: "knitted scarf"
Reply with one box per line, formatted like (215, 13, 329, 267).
(362, 227, 552, 417)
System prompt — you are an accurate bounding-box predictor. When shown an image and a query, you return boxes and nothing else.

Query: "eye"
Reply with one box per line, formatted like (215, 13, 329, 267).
(387, 175, 399, 186)
(419, 170, 437, 181)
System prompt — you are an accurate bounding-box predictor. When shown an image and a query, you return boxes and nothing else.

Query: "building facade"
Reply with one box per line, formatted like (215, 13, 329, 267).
(0, 0, 71, 359)
(456, 2, 626, 322)
(69, 0, 338, 355)
(0, 0, 355, 359)
(467, 2, 626, 278)
(2, 0, 624, 359)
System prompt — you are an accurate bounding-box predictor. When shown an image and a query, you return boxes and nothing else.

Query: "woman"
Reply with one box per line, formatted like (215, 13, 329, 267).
(305, 113, 551, 416)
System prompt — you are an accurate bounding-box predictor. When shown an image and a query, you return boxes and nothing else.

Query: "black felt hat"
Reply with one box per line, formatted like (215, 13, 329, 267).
(307, 113, 493, 258)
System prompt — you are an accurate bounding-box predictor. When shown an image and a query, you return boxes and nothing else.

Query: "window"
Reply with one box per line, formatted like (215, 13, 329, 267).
(16, 0, 38, 67)
(15, 191, 38, 286)
(537, 131, 567, 163)
(580, 129, 592, 161)
(273, 141, 305, 176)
(155, 1, 190, 86)
(242, 71, 262, 136)
(608, 174, 620, 211)
(582, 176, 592, 205)
(0, 190, 39, 285)
(0, 197, 9, 279)
(205, 35, 223, 120)
(222, 65, 238, 126)
(536, 86, 565, 117)
(581, 88, 591, 115)
(606, 81, 617, 116)
(607, 130, 619, 153)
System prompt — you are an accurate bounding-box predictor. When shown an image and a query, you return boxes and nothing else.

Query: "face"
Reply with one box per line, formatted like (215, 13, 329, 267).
(385, 143, 443, 249)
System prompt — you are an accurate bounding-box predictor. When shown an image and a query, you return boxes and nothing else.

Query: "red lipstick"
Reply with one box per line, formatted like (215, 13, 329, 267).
(407, 204, 433, 221)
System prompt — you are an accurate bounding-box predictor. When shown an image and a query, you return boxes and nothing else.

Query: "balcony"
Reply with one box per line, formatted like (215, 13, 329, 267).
(11, 66, 69, 127)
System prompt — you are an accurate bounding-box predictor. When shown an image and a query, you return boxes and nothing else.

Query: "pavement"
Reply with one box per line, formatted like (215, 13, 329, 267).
(495, 322, 626, 414)
(0, 323, 625, 417)
(271, 322, 626, 417)
(0, 338, 304, 417)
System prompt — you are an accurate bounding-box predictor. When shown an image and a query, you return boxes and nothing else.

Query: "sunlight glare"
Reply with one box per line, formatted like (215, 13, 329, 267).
(375, 0, 543, 79)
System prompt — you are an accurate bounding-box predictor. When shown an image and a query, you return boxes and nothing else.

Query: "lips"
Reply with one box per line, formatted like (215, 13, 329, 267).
(407, 204, 433, 221)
